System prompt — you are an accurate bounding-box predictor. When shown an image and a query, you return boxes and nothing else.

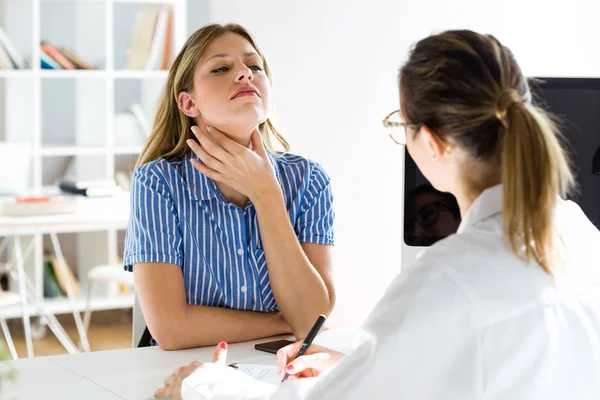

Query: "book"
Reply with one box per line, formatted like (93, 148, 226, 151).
(48, 254, 81, 297)
(41, 41, 76, 70)
(0, 196, 77, 217)
(125, 8, 160, 69)
(144, 7, 170, 70)
(59, 180, 122, 197)
(130, 103, 151, 138)
(0, 44, 14, 70)
(57, 47, 94, 70)
(160, 7, 174, 70)
(41, 51, 61, 69)
(0, 27, 24, 69)
(43, 257, 64, 298)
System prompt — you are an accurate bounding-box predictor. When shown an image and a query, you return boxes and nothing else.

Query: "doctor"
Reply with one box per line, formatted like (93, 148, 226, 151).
(154, 29, 600, 400)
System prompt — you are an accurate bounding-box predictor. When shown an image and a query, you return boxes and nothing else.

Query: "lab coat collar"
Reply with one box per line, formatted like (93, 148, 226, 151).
(457, 184, 503, 234)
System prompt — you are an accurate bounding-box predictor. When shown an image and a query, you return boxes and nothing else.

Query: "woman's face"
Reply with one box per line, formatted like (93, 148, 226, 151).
(186, 32, 271, 141)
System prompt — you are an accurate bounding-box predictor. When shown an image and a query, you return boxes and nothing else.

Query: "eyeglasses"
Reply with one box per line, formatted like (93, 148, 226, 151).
(382, 109, 453, 153)
(382, 110, 421, 145)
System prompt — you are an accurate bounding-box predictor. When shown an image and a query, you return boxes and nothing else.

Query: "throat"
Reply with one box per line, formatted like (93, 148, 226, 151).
(215, 182, 249, 209)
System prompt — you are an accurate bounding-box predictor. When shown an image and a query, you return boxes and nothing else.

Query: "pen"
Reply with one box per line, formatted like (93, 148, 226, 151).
(281, 314, 327, 383)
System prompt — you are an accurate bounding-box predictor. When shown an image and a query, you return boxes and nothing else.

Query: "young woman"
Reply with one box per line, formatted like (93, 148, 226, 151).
(156, 30, 600, 399)
(123, 24, 336, 350)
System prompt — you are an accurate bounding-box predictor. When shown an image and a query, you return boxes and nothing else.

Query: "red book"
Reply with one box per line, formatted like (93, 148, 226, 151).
(41, 41, 76, 70)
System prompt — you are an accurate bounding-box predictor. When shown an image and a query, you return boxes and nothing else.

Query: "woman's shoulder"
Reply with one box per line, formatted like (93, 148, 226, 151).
(133, 156, 185, 181)
(272, 152, 331, 182)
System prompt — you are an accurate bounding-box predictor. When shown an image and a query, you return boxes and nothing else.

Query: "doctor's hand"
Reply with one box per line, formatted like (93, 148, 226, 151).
(277, 342, 344, 381)
(153, 342, 228, 400)
(187, 125, 281, 203)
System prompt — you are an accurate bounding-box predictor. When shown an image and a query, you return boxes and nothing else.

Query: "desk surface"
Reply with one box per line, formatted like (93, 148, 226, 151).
(0, 329, 357, 400)
(49, 336, 287, 400)
(1, 356, 123, 400)
(0, 195, 129, 235)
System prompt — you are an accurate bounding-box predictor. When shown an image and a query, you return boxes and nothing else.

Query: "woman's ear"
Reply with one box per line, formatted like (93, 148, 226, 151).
(178, 91, 201, 118)
(421, 126, 445, 160)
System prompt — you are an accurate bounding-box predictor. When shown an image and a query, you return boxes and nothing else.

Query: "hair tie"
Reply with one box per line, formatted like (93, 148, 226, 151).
(495, 89, 523, 127)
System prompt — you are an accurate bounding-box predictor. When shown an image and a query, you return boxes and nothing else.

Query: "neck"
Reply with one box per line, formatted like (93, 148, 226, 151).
(208, 122, 258, 208)
(453, 186, 481, 219)
(213, 122, 258, 147)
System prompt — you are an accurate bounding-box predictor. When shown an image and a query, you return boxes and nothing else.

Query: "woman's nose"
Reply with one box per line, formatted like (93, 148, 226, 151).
(235, 66, 253, 82)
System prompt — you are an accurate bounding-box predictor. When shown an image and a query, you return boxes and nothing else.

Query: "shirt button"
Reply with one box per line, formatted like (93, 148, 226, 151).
(237, 248, 244, 256)
(240, 285, 247, 293)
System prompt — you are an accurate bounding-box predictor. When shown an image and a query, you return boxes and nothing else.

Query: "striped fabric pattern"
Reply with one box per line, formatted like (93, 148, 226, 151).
(123, 150, 334, 312)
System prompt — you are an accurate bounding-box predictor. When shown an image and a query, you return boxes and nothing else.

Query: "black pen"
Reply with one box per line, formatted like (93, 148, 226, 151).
(281, 314, 327, 383)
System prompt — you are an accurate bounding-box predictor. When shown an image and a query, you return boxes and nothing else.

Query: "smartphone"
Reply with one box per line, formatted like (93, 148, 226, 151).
(254, 339, 296, 354)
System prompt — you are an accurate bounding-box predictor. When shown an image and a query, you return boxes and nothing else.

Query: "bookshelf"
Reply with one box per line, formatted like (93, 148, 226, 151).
(0, 0, 189, 321)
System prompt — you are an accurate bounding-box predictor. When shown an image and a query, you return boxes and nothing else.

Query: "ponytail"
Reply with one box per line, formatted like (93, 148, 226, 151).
(500, 92, 574, 274)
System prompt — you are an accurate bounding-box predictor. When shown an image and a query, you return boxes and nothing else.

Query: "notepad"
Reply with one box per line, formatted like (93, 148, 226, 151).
(229, 364, 280, 385)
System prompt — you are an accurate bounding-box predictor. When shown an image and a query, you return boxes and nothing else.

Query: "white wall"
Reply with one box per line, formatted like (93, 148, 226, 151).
(208, 0, 600, 327)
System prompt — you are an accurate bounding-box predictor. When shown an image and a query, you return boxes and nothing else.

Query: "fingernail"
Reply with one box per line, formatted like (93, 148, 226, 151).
(286, 365, 294, 373)
(186, 139, 193, 146)
(206, 126, 212, 132)
(219, 341, 228, 350)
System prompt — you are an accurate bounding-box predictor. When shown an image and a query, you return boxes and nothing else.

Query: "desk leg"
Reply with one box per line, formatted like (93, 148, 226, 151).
(7, 235, 80, 354)
(13, 236, 34, 358)
(49, 233, 91, 353)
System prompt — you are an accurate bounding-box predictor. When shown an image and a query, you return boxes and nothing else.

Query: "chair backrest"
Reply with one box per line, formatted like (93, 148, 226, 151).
(132, 293, 147, 347)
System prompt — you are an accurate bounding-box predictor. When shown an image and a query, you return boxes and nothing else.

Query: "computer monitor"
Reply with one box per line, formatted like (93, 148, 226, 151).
(400, 77, 600, 267)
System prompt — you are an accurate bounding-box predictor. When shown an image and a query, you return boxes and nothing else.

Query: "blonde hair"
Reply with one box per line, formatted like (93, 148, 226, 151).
(136, 23, 290, 169)
(399, 30, 574, 274)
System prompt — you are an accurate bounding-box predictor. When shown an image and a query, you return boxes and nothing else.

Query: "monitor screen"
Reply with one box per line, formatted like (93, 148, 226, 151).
(403, 77, 600, 247)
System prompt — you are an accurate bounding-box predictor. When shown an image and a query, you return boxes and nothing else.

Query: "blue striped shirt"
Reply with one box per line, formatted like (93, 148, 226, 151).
(123, 150, 334, 312)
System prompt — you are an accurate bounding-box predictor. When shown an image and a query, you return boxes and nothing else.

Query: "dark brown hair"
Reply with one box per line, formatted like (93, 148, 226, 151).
(399, 30, 574, 274)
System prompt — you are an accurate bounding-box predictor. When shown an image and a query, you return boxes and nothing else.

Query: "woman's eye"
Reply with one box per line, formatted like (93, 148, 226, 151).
(249, 65, 263, 72)
(211, 66, 229, 74)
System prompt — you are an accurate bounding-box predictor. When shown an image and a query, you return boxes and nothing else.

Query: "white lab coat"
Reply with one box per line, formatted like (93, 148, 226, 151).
(182, 185, 600, 400)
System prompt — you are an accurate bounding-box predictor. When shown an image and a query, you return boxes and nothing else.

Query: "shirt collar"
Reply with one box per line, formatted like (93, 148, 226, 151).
(457, 184, 503, 234)
(185, 149, 281, 201)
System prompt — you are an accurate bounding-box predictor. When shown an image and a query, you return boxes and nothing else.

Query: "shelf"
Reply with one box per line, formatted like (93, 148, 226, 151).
(0, 70, 35, 78)
(114, 0, 184, 4)
(40, 70, 107, 79)
(114, 146, 143, 155)
(37, 146, 107, 156)
(39, 70, 169, 79)
(0, 294, 134, 320)
(113, 70, 169, 79)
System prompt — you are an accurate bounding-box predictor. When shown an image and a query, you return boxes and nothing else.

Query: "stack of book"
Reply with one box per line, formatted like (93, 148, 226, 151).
(0, 27, 25, 69)
(58, 179, 122, 198)
(125, 6, 173, 70)
(40, 41, 94, 70)
(0, 196, 77, 217)
(43, 253, 81, 299)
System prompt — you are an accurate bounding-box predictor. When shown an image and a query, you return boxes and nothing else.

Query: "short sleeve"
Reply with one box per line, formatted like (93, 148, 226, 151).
(123, 164, 184, 271)
(295, 162, 335, 245)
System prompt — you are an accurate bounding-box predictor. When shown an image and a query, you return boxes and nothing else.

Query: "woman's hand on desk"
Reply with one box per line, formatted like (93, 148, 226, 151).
(277, 342, 344, 381)
(187, 125, 281, 203)
(153, 342, 228, 400)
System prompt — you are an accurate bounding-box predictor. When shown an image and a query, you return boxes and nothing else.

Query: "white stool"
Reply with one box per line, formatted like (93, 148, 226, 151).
(0, 291, 22, 360)
(82, 265, 134, 349)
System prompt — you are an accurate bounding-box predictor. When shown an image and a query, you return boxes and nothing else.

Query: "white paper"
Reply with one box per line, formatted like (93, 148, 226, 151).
(230, 364, 280, 385)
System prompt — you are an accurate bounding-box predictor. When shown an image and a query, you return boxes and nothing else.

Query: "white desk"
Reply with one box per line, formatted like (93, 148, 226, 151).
(0, 195, 130, 357)
(0, 329, 358, 400)
(48, 336, 288, 400)
(1, 356, 123, 400)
